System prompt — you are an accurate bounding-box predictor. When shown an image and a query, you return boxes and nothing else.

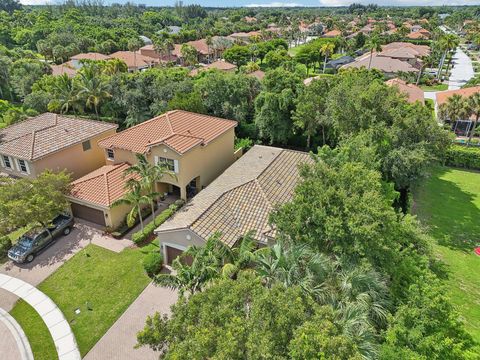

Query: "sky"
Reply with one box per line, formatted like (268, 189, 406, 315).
(19, 0, 480, 7)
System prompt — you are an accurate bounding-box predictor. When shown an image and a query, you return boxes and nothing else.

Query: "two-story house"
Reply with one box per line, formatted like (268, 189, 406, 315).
(0, 113, 117, 179)
(67, 110, 237, 229)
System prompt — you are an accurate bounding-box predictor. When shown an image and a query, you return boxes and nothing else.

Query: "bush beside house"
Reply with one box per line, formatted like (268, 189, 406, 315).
(132, 202, 183, 245)
(445, 145, 480, 170)
(143, 252, 163, 277)
(0, 236, 12, 259)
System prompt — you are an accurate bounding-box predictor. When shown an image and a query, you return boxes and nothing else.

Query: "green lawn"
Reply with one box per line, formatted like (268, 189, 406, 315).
(10, 242, 159, 357)
(414, 166, 480, 342)
(420, 83, 449, 91)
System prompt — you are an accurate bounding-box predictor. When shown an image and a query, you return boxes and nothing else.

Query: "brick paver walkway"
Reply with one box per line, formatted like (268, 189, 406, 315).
(84, 283, 178, 360)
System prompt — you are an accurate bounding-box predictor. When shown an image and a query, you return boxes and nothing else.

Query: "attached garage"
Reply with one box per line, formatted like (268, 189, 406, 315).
(164, 245, 193, 266)
(70, 203, 106, 226)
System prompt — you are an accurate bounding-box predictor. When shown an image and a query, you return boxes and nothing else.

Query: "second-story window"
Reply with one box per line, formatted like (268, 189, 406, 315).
(2, 155, 12, 170)
(82, 140, 91, 151)
(158, 157, 175, 172)
(17, 159, 29, 173)
(107, 149, 115, 160)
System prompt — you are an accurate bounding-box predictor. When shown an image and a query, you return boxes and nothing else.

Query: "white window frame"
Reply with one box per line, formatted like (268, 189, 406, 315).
(106, 149, 115, 160)
(1, 155, 13, 171)
(155, 156, 177, 173)
(16, 158, 30, 174)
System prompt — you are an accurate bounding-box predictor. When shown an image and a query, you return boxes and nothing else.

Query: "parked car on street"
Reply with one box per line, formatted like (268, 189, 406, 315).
(8, 214, 74, 263)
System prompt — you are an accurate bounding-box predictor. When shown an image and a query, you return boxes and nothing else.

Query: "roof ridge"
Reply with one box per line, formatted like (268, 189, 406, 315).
(30, 129, 36, 160)
(165, 111, 175, 134)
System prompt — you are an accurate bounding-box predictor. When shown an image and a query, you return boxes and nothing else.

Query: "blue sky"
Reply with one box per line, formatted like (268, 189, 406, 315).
(20, 0, 480, 7)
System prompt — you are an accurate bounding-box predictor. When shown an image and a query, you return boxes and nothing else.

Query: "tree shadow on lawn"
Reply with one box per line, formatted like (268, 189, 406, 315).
(417, 167, 480, 253)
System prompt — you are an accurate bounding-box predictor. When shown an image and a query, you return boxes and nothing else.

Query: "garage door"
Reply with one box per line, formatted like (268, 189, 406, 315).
(71, 203, 106, 226)
(165, 246, 193, 266)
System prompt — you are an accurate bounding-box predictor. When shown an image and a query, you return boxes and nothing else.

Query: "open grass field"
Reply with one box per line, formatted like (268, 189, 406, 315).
(414, 166, 480, 342)
(10, 242, 159, 358)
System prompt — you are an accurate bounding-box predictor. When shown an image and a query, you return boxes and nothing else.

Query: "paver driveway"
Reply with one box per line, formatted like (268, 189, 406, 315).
(0, 221, 129, 311)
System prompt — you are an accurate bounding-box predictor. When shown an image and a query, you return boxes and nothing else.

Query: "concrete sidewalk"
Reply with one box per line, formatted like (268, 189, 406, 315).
(0, 274, 80, 360)
(84, 283, 178, 360)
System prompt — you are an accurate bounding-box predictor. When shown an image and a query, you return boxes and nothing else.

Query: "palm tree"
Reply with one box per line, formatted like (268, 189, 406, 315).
(111, 179, 150, 231)
(438, 94, 469, 126)
(221, 233, 263, 279)
(154, 234, 228, 297)
(123, 154, 176, 226)
(437, 34, 459, 80)
(128, 38, 144, 71)
(416, 54, 434, 85)
(466, 92, 480, 144)
(54, 74, 78, 115)
(164, 38, 174, 63)
(205, 35, 213, 63)
(365, 35, 382, 70)
(320, 42, 335, 73)
(77, 64, 111, 120)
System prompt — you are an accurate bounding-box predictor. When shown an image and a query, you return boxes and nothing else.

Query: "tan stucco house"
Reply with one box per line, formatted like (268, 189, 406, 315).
(67, 110, 237, 229)
(155, 145, 311, 265)
(0, 113, 117, 180)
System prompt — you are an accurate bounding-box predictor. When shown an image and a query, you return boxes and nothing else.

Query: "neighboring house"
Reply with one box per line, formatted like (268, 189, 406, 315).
(50, 62, 77, 77)
(323, 29, 341, 38)
(109, 51, 159, 71)
(0, 113, 117, 179)
(68, 110, 237, 228)
(326, 55, 355, 70)
(342, 53, 419, 76)
(407, 30, 430, 40)
(70, 52, 111, 69)
(155, 145, 311, 265)
(436, 86, 480, 135)
(385, 78, 424, 104)
(172, 39, 215, 64)
(189, 60, 236, 76)
(228, 31, 261, 44)
(247, 69, 265, 81)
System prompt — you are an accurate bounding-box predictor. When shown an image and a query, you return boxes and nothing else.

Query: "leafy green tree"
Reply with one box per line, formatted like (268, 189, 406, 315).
(139, 272, 363, 359)
(0, 171, 71, 234)
(264, 48, 290, 69)
(466, 92, 480, 144)
(382, 276, 479, 360)
(223, 45, 251, 67)
(0, 0, 21, 14)
(77, 64, 111, 119)
(180, 44, 198, 66)
(364, 35, 383, 69)
(10, 59, 47, 100)
(320, 42, 335, 73)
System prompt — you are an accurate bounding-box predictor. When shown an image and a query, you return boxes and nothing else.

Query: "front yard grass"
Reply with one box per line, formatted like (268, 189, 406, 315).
(420, 83, 449, 91)
(10, 241, 159, 357)
(414, 166, 480, 342)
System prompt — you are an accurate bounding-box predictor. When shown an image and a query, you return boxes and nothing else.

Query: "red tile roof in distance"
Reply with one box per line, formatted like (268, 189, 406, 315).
(98, 110, 237, 154)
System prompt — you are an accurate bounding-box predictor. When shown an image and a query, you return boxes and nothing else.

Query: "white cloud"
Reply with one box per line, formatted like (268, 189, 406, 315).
(319, 0, 478, 5)
(246, 2, 304, 7)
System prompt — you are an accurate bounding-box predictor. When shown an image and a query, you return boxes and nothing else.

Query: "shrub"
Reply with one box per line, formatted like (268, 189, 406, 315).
(143, 252, 163, 277)
(0, 236, 12, 258)
(445, 145, 480, 170)
(132, 204, 179, 245)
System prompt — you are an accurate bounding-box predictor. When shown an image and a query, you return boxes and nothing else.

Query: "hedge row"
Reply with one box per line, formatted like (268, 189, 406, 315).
(445, 145, 480, 170)
(132, 203, 180, 245)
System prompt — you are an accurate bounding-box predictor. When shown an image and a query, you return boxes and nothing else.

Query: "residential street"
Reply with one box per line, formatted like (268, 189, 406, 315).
(447, 47, 475, 90)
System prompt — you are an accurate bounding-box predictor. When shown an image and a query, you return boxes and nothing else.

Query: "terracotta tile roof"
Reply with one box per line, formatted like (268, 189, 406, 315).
(342, 53, 419, 73)
(436, 86, 480, 106)
(50, 61, 77, 77)
(189, 60, 237, 76)
(109, 51, 159, 70)
(98, 110, 237, 155)
(386, 78, 424, 104)
(71, 52, 111, 61)
(248, 69, 265, 81)
(173, 39, 213, 56)
(156, 145, 312, 246)
(69, 163, 138, 207)
(382, 42, 430, 57)
(323, 29, 341, 37)
(0, 113, 118, 161)
(407, 31, 430, 40)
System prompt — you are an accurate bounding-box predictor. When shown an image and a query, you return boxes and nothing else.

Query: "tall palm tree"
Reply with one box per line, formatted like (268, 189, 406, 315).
(365, 35, 382, 70)
(437, 34, 459, 80)
(416, 54, 434, 85)
(123, 154, 176, 226)
(77, 64, 111, 120)
(128, 38, 144, 71)
(438, 94, 469, 126)
(221, 233, 263, 279)
(111, 179, 150, 231)
(466, 92, 480, 144)
(54, 74, 78, 115)
(205, 35, 213, 63)
(320, 42, 335, 73)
